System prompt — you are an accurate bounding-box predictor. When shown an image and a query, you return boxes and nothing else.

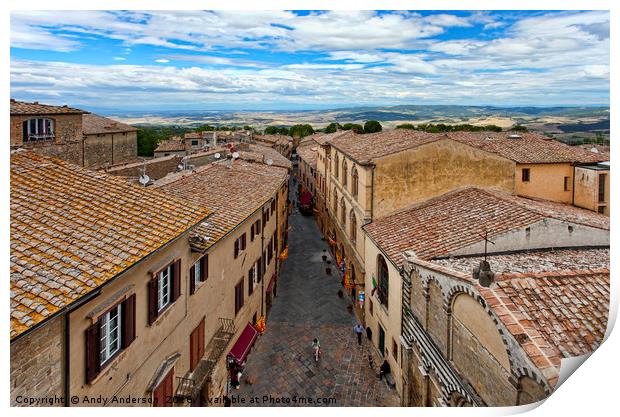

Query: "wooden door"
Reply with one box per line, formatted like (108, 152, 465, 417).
(153, 368, 174, 407)
(378, 325, 386, 357)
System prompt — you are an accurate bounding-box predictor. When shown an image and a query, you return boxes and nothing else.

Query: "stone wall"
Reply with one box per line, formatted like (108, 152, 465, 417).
(10, 114, 84, 166)
(83, 131, 137, 169)
(372, 139, 515, 218)
(11, 315, 65, 407)
(105, 155, 183, 181)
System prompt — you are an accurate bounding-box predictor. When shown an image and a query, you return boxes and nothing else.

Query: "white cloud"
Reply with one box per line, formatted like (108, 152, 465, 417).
(113, 57, 126, 61)
(155, 59, 170, 63)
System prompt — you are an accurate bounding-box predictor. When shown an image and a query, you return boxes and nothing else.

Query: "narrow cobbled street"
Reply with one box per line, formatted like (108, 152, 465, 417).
(235, 178, 399, 407)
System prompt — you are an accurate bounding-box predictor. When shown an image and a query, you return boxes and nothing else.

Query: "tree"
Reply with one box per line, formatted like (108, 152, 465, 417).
(324, 122, 342, 133)
(289, 124, 314, 138)
(363, 120, 382, 134)
(195, 124, 215, 132)
(509, 125, 528, 132)
(264, 126, 290, 135)
(396, 123, 416, 130)
(342, 123, 364, 133)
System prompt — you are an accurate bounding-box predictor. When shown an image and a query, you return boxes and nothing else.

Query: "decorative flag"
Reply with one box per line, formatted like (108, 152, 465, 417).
(371, 275, 378, 296)
(327, 237, 336, 246)
(339, 260, 345, 275)
(278, 247, 289, 260)
(255, 316, 266, 334)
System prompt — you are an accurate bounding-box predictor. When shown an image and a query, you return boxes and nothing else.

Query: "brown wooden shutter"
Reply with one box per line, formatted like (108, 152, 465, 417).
(189, 264, 196, 295)
(200, 255, 208, 282)
(172, 260, 181, 302)
(85, 322, 101, 384)
(122, 294, 136, 348)
(234, 239, 239, 258)
(198, 318, 205, 359)
(241, 233, 246, 250)
(248, 274, 253, 295)
(251, 225, 255, 241)
(257, 258, 263, 283)
(148, 277, 158, 325)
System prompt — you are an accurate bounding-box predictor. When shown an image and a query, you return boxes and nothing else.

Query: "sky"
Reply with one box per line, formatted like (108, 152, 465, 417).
(10, 10, 610, 112)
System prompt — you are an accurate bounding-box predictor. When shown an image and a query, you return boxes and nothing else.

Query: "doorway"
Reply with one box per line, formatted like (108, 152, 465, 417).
(378, 325, 386, 357)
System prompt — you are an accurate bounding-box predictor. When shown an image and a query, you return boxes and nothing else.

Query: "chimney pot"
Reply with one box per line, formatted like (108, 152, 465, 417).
(473, 260, 494, 287)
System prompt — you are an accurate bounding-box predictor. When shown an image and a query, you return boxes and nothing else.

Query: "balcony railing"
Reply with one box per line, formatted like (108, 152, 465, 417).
(26, 133, 55, 142)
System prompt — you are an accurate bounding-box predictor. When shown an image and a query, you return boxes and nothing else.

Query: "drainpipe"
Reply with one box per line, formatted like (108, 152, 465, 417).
(260, 204, 265, 317)
(370, 166, 375, 221)
(571, 164, 576, 205)
(63, 312, 70, 407)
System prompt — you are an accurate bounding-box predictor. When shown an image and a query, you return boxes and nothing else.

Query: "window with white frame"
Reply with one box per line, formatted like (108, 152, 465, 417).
(100, 303, 122, 365)
(158, 264, 172, 312)
(192, 259, 202, 288)
(22, 118, 55, 142)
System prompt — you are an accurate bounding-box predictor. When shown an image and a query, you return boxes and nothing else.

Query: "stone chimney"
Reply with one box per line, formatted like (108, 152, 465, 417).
(473, 260, 494, 287)
(212, 131, 217, 147)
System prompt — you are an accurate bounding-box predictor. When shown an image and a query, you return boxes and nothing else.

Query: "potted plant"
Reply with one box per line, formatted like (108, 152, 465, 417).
(337, 289, 343, 298)
(326, 267, 332, 275)
(322, 254, 328, 262)
(346, 304, 353, 314)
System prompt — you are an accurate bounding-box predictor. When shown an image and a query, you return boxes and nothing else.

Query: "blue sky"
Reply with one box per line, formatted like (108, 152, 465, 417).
(10, 10, 610, 111)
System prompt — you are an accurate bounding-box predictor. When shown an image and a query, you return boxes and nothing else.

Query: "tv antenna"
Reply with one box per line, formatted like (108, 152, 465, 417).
(138, 159, 150, 186)
(476, 230, 495, 262)
(266, 159, 273, 166)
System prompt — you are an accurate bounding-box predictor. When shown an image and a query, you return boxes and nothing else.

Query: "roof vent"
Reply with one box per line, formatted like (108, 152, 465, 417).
(507, 134, 522, 139)
(33, 101, 39, 104)
(473, 260, 494, 287)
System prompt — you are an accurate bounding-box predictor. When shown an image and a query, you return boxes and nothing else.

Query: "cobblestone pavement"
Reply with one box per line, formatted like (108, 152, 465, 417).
(235, 178, 399, 407)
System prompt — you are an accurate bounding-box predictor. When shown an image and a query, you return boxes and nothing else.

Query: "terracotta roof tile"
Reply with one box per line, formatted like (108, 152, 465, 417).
(446, 131, 606, 164)
(82, 113, 137, 135)
(239, 144, 292, 169)
(364, 187, 609, 266)
(329, 129, 606, 164)
(154, 136, 186, 152)
(10, 99, 87, 115)
(486, 269, 609, 380)
(154, 160, 288, 252)
(10, 151, 210, 339)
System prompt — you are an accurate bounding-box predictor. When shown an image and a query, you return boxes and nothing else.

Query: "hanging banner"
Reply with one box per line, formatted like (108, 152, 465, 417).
(327, 237, 336, 246)
(278, 246, 289, 260)
(358, 291, 365, 308)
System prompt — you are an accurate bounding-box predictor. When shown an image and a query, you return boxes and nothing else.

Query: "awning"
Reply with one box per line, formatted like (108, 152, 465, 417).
(228, 323, 258, 365)
(266, 274, 277, 293)
(299, 191, 313, 205)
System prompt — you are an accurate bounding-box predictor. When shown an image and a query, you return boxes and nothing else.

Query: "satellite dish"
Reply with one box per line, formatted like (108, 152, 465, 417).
(266, 159, 273, 166)
(139, 174, 150, 185)
(177, 164, 184, 170)
(214, 153, 221, 159)
(232, 152, 240, 159)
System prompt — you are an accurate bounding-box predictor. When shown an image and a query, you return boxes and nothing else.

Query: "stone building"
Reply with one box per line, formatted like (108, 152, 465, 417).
(152, 158, 289, 403)
(10, 99, 87, 165)
(153, 136, 187, 158)
(82, 113, 137, 168)
(362, 187, 610, 405)
(573, 161, 610, 216)
(10, 99, 139, 169)
(253, 134, 293, 158)
(10, 150, 210, 406)
(10, 150, 289, 407)
(296, 135, 320, 196)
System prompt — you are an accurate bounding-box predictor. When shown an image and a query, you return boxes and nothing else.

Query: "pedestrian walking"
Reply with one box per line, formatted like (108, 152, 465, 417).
(378, 359, 391, 380)
(312, 338, 321, 361)
(354, 323, 364, 346)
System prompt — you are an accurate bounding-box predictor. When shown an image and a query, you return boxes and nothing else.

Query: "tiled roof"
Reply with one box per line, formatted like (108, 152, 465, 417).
(329, 129, 606, 165)
(478, 268, 609, 385)
(10, 151, 210, 339)
(82, 113, 137, 135)
(154, 136, 186, 152)
(363, 187, 609, 266)
(154, 160, 288, 252)
(577, 144, 610, 160)
(432, 248, 609, 275)
(446, 131, 607, 164)
(296, 142, 319, 169)
(239, 144, 292, 169)
(254, 134, 292, 146)
(305, 130, 350, 145)
(10, 99, 87, 115)
(329, 130, 440, 163)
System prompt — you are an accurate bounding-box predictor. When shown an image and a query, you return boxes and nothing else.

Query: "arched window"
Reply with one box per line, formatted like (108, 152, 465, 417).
(340, 197, 346, 224)
(333, 189, 338, 213)
(334, 153, 339, 179)
(342, 160, 348, 187)
(377, 254, 389, 308)
(350, 210, 357, 243)
(351, 167, 359, 197)
(22, 118, 55, 142)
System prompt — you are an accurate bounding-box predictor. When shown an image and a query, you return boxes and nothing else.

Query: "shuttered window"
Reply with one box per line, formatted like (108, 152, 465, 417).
(189, 255, 208, 295)
(148, 259, 181, 325)
(234, 280, 244, 315)
(85, 294, 136, 384)
(190, 318, 205, 371)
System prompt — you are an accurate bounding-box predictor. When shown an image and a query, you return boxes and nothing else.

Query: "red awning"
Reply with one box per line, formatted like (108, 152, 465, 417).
(228, 323, 258, 364)
(299, 191, 313, 205)
(266, 274, 277, 293)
